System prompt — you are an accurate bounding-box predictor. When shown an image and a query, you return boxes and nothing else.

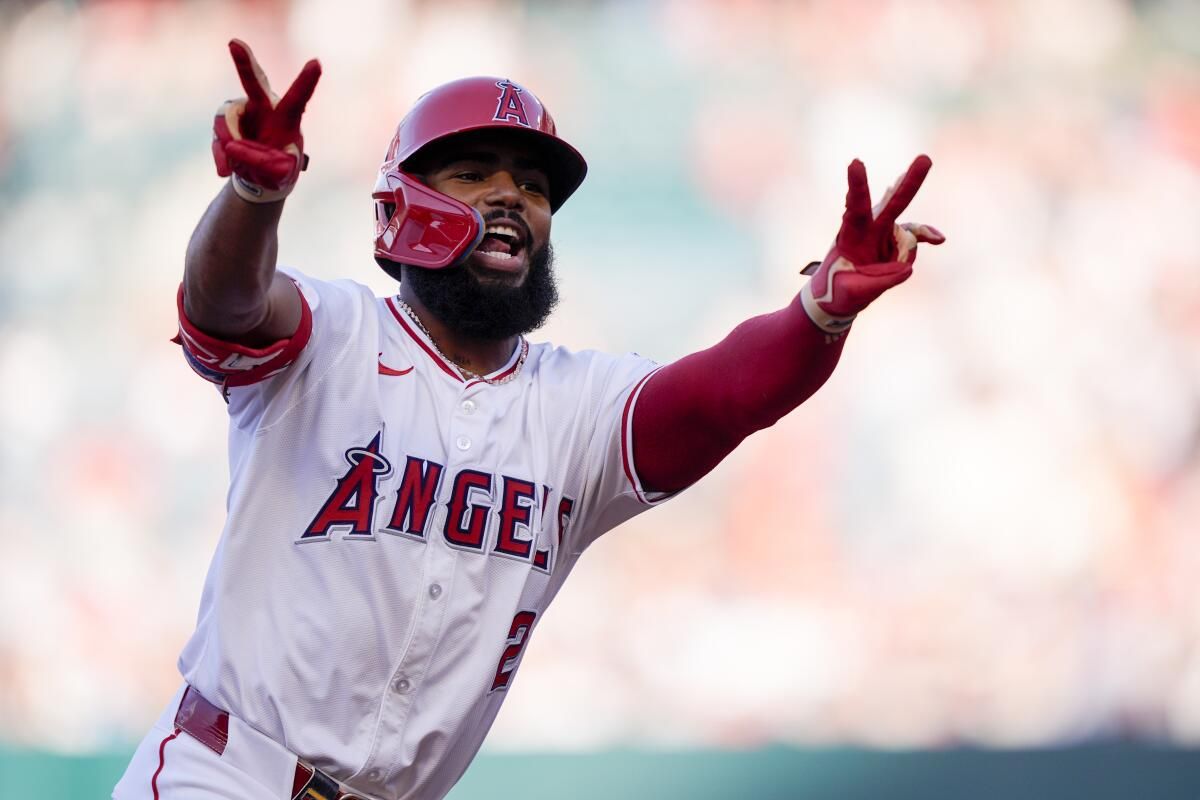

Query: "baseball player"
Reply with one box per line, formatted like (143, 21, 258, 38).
(114, 40, 943, 800)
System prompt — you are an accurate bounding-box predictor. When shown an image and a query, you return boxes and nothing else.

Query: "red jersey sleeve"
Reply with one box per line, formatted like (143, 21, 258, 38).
(172, 280, 313, 391)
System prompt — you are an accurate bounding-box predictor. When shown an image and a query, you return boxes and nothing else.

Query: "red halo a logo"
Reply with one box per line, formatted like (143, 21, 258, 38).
(493, 80, 531, 127)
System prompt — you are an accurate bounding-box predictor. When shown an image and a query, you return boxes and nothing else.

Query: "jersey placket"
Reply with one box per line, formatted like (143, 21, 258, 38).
(357, 540, 455, 790)
(357, 377, 497, 792)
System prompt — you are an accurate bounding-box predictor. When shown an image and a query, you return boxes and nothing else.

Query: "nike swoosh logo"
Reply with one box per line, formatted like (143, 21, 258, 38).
(378, 354, 414, 377)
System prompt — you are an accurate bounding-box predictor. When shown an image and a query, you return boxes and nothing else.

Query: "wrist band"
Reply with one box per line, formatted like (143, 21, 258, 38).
(799, 280, 855, 341)
(231, 174, 293, 204)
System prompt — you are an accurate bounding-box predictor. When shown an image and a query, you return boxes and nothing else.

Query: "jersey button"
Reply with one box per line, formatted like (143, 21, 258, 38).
(365, 768, 383, 783)
(394, 677, 412, 693)
(428, 583, 443, 600)
(455, 435, 471, 451)
(461, 399, 477, 415)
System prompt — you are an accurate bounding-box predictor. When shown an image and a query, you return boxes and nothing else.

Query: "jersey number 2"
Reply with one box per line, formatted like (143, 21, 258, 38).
(490, 610, 537, 692)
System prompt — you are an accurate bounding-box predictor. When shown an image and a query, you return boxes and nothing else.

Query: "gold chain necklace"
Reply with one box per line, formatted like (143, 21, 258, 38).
(396, 299, 527, 386)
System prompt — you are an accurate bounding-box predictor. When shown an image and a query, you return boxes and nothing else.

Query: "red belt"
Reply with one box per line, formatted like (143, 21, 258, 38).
(174, 685, 368, 800)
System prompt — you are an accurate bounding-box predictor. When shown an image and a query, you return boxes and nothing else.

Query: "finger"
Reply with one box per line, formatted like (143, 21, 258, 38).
(212, 138, 232, 177)
(225, 140, 298, 188)
(277, 59, 323, 120)
(842, 159, 872, 234)
(229, 39, 274, 105)
(893, 224, 918, 263)
(902, 222, 945, 245)
(836, 262, 913, 309)
(872, 183, 895, 220)
(856, 260, 913, 281)
(875, 154, 932, 227)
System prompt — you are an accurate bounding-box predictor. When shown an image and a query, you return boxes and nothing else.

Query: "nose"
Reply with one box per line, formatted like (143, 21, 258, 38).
(482, 171, 524, 209)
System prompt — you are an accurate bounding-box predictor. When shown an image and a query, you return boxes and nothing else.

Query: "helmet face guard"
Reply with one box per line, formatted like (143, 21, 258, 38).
(373, 77, 587, 273)
(373, 171, 484, 270)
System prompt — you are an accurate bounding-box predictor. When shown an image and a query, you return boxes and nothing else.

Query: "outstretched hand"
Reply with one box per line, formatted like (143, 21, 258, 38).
(800, 155, 944, 338)
(212, 39, 322, 202)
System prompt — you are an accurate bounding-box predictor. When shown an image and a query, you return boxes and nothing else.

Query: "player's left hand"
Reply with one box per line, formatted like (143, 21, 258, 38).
(800, 155, 945, 338)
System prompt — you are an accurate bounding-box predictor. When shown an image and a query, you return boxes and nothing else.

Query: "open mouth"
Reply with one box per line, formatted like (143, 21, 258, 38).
(473, 221, 527, 270)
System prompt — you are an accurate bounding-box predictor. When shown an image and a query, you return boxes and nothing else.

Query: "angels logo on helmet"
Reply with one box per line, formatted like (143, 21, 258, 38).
(492, 80, 531, 127)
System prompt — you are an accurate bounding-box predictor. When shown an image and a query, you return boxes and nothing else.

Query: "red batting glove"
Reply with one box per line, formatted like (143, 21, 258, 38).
(800, 155, 945, 339)
(212, 39, 322, 203)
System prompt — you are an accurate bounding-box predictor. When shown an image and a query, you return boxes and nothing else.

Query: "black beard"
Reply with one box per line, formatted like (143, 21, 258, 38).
(400, 243, 558, 340)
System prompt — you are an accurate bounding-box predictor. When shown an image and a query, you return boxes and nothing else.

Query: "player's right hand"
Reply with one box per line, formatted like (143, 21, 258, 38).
(800, 155, 945, 339)
(212, 39, 322, 203)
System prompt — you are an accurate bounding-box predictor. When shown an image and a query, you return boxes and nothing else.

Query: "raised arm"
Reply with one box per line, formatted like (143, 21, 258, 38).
(632, 156, 945, 493)
(183, 39, 321, 347)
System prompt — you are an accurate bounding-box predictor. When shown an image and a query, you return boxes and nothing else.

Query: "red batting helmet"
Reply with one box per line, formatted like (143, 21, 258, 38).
(373, 77, 588, 274)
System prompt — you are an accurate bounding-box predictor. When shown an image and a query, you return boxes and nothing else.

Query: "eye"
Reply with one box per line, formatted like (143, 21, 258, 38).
(453, 170, 483, 182)
(520, 179, 547, 196)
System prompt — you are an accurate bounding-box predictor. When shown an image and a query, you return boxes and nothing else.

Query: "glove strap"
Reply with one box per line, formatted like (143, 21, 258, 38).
(799, 285, 855, 341)
(799, 272, 855, 341)
(230, 174, 293, 204)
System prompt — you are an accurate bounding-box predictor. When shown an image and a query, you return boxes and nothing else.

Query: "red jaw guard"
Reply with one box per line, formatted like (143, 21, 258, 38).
(373, 171, 484, 270)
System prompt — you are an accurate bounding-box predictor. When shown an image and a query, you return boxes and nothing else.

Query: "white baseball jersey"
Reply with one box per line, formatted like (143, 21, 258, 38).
(162, 267, 673, 800)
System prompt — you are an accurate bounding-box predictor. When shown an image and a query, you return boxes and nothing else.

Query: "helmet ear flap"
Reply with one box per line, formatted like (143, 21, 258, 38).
(375, 254, 406, 284)
(373, 172, 484, 270)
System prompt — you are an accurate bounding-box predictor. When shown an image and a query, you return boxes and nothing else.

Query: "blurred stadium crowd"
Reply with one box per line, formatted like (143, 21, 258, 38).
(1, 0, 1198, 754)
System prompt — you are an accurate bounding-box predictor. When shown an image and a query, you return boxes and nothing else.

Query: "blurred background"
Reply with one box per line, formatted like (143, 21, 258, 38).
(2, 0, 1199, 796)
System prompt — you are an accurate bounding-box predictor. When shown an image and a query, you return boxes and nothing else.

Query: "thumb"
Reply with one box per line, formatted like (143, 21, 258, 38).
(855, 260, 913, 282)
(839, 261, 913, 308)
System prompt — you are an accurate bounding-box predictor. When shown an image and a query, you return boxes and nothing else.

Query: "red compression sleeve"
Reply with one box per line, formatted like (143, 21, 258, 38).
(632, 294, 847, 493)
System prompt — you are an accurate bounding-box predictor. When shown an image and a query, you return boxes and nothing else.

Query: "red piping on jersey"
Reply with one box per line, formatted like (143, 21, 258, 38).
(620, 371, 657, 505)
(386, 296, 526, 386)
(151, 728, 180, 800)
(386, 297, 463, 382)
(465, 339, 527, 388)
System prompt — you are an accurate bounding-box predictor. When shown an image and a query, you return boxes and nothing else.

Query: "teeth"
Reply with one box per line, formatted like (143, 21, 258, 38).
(481, 250, 513, 260)
(485, 224, 519, 240)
